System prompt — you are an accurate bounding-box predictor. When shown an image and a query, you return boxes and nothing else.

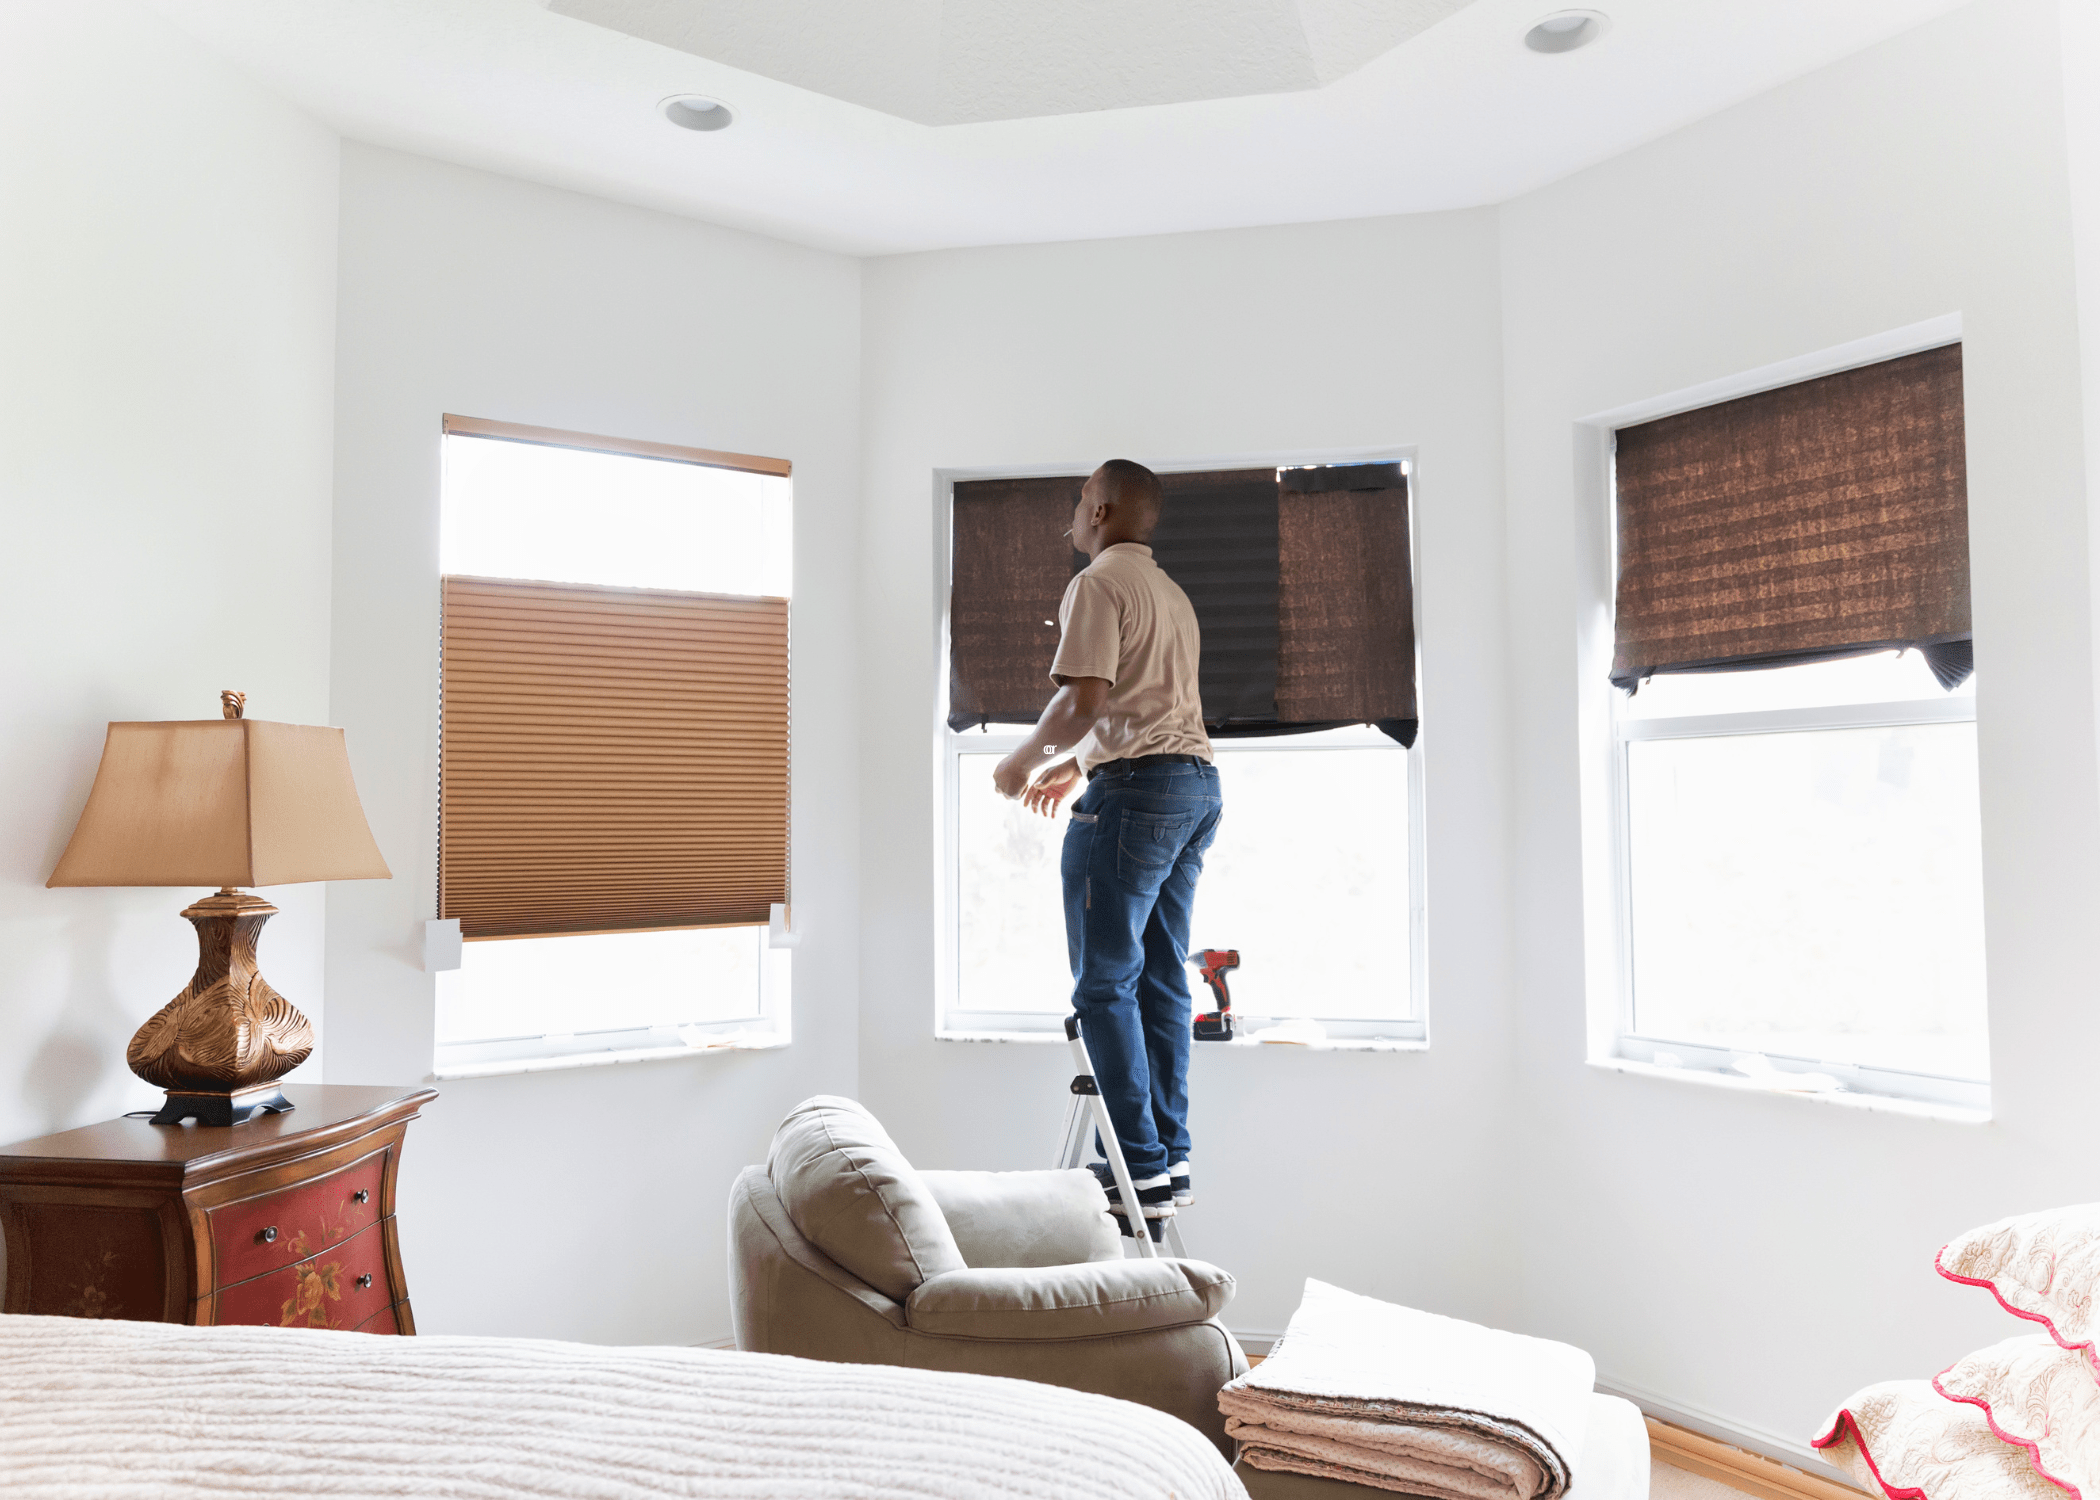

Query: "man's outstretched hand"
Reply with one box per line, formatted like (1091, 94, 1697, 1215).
(990, 677, 1108, 807)
(1021, 759, 1082, 818)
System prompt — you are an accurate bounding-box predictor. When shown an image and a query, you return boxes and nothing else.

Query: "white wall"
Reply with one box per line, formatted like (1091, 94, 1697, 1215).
(1501, 0, 2097, 1448)
(857, 213, 1520, 1339)
(0, 1, 339, 1152)
(2066, 0, 2100, 743)
(326, 145, 863, 1344)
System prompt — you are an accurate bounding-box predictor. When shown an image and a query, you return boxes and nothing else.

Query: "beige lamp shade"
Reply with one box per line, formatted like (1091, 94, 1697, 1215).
(48, 719, 391, 889)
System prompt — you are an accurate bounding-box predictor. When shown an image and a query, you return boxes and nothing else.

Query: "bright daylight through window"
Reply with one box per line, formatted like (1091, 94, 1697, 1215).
(435, 429, 793, 1072)
(1615, 654, 1985, 1097)
(952, 729, 1417, 1035)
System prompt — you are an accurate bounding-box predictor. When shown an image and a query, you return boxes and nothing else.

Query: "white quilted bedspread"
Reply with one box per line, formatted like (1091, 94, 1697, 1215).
(0, 1314, 1243, 1499)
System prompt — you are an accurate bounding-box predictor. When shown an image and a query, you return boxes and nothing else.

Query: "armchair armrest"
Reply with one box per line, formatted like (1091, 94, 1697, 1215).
(905, 1258, 1234, 1341)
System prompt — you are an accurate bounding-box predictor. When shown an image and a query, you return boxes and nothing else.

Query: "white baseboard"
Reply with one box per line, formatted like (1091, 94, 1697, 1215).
(1595, 1374, 1832, 1477)
(1227, 1326, 1286, 1357)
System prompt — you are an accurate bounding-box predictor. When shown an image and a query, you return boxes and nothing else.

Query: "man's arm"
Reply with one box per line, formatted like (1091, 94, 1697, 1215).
(992, 676, 1109, 803)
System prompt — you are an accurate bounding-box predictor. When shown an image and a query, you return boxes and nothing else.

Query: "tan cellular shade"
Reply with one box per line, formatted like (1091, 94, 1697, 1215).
(439, 576, 788, 939)
(1612, 343, 1970, 691)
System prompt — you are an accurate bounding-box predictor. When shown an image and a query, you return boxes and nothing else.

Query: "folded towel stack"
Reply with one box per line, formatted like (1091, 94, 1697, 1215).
(1219, 1280, 1597, 1500)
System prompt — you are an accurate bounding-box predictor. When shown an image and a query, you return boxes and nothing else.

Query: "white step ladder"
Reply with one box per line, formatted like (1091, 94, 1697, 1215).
(1052, 1014, 1188, 1259)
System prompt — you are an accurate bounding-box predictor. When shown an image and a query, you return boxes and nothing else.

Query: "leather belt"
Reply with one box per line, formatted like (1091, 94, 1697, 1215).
(1086, 753, 1208, 781)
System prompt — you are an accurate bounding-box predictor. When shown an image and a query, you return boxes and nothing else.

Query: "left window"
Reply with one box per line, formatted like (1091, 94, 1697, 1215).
(433, 416, 793, 1076)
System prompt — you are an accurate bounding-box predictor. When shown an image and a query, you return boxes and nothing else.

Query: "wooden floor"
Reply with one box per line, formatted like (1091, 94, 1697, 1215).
(1645, 1420, 1864, 1500)
(1655, 1462, 1761, 1499)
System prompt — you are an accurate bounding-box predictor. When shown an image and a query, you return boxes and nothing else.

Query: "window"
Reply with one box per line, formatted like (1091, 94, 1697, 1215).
(1599, 342, 1987, 1108)
(432, 417, 794, 1075)
(941, 461, 1425, 1043)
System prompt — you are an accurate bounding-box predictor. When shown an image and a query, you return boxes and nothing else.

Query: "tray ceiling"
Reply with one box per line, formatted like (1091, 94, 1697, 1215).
(548, 0, 1478, 125)
(140, 0, 1974, 256)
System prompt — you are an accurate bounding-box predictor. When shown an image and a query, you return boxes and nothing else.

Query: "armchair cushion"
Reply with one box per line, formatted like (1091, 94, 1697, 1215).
(768, 1096, 966, 1301)
(906, 1258, 1235, 1341)
(920, 1169, 1123, 1268)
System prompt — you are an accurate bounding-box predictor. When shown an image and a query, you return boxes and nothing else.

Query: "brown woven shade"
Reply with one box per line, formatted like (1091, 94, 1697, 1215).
(439, 575, 789, 939)
(1153, 468, 1282, 729)
(1278, 474, 1417, 739)
(949, 464, 1414, 743)
(1612, 343, 1970, 691)
(947, 476, 1084, 732)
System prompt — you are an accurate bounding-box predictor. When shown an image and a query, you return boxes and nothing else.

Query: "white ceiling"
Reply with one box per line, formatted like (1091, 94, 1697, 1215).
(143, 0, 1971, 257)
(547, 0, 1478, 125)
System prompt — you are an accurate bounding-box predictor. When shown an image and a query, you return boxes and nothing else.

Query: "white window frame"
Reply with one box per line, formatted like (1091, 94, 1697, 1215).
(932, 449, 1429, 1045)
(429, 420, 798, 1080)
(1572, 315, 1989, 1112)
(433, 941, 792, 1079)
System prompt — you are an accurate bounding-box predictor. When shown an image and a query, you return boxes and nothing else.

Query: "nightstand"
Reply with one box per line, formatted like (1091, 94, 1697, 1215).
(0, 1084, 435, 1333)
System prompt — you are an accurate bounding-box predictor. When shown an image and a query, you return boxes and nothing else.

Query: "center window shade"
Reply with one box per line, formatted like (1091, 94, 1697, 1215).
(1611, 342, 1971, 691)
(949, 463, 1415, 745)
(439, 576, 789, 939)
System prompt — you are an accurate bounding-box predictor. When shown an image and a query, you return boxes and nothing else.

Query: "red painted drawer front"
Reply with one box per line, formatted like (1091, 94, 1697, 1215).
(12, 1202, 169, 1321)
(208, 1148, 386, 1290)
(212, 1219, 393, 1330)
(354, 1301, 401, 1336)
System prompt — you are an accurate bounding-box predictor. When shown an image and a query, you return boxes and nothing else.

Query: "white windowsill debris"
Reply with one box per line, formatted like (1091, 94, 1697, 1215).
(434, 1029, 788, 1080)
(937, 1028, 1426, 1053)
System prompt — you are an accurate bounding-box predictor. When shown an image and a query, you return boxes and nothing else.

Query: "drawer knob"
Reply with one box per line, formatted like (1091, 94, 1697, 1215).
(356, 1274, 374, 1289)
(352, 1189, 370, 1205)
(259, 1227, 277, 1244)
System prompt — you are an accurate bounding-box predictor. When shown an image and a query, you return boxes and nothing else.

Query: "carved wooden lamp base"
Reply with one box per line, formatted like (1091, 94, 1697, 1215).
(127, 890, 315, 1128)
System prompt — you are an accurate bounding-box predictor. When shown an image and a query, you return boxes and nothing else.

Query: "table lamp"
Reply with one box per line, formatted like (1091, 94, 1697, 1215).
(46, 692, 391, 1127)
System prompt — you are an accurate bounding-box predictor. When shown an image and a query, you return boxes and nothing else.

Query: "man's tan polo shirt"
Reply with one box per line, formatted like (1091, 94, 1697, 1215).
(1049, 542, 1213, 772)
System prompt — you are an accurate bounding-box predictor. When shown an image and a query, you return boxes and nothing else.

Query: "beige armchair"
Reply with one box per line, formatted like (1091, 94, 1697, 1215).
(729, 1096, 1247, 1453)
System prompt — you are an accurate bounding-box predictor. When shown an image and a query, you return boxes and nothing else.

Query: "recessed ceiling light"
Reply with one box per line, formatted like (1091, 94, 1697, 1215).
(1524, 10, 1609, 53)
(661, 94, 734, 132)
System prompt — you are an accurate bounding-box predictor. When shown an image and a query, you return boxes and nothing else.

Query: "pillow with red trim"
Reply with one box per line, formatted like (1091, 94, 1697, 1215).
(1933, 1335, 2099, 1496)
(1815, 1380, 2063, 1500)
(1939, 1206, 2100, 1374)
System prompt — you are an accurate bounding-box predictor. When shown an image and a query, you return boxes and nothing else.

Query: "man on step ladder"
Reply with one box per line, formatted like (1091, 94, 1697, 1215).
(992, 459, 1223, 1244)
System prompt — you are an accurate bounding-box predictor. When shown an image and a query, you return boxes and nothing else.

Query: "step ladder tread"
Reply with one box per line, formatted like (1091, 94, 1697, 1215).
(1052, 1014, 1190, 1260)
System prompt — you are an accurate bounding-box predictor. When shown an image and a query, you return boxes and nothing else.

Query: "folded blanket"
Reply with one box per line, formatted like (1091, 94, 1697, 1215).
(1219, 1280, 1595, 1500)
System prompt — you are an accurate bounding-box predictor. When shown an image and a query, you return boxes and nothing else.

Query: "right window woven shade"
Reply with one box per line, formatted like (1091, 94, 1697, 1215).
(1611, 342, 1971, 691)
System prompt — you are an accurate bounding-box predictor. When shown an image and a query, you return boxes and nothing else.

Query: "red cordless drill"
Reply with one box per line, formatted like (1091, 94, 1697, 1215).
(1192, 949, 1238, 1040)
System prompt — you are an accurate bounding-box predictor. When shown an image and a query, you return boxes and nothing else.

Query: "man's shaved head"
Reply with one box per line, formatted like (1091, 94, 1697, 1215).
(1092, 459, 1163, 537)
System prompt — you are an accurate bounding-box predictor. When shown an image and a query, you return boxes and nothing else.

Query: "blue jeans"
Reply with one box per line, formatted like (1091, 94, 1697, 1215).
(1062, 760, 1224, 1179)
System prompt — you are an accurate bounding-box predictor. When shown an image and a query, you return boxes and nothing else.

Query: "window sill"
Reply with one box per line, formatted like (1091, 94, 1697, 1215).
(1589, 1056, 1991, 1123)
(936, 1029, 1425, 1053)
(434, 1028, 787, 1080)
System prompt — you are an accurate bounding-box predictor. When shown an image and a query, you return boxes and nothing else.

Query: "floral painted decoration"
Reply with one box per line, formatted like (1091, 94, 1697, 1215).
(280, 1259, 343, 1328)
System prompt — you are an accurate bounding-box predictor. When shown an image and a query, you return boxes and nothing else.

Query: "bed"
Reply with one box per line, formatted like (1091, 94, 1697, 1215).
(0, 1313, 1245, 1498)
